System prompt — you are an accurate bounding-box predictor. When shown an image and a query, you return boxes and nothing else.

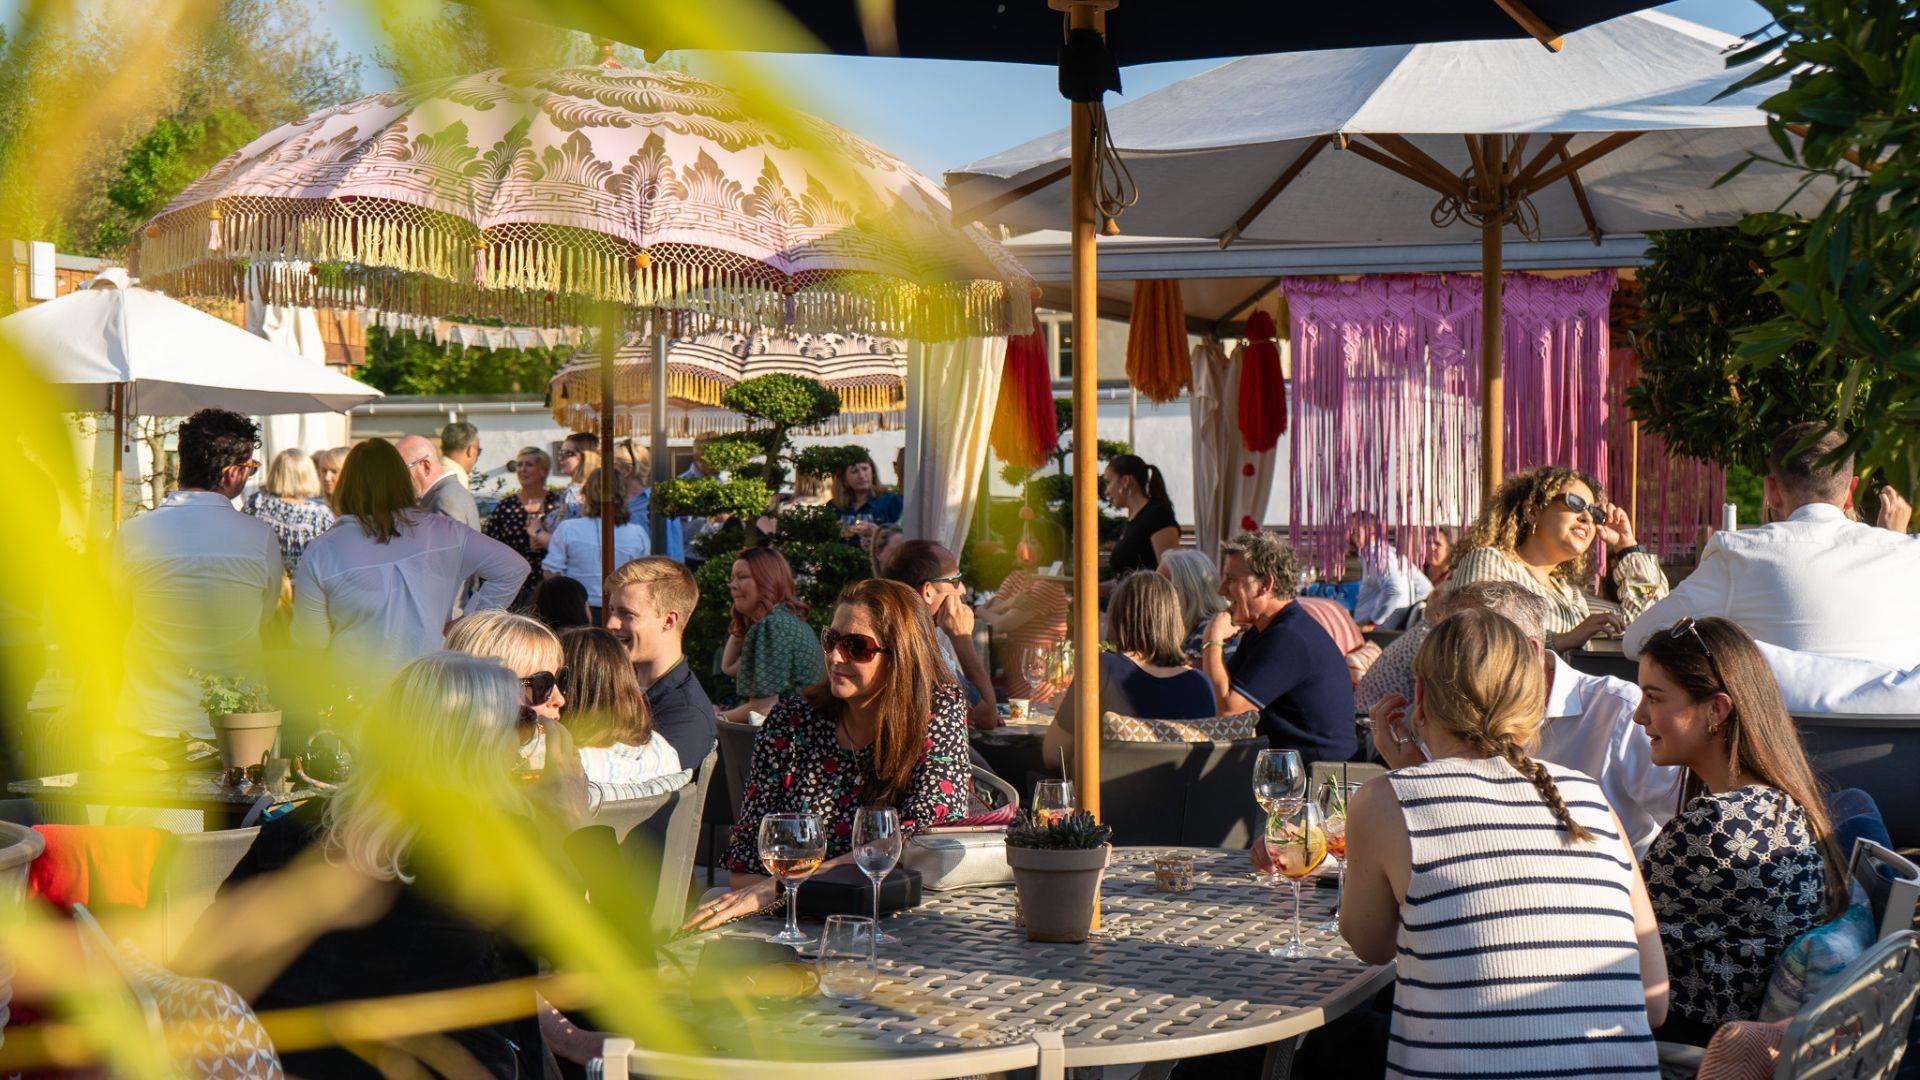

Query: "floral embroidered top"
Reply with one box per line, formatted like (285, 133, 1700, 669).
(243, 491, 336, 575)
(723, 685, 970, 874)
(1641, 785, 1833, 1027)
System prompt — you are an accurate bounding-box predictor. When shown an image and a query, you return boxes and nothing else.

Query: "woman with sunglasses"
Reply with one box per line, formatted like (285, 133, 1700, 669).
(686, 578, 970, 931)
(1442, 466, 1668, 652)
(718, 547, 826, 725)
(1634, 615, 1849, 1045)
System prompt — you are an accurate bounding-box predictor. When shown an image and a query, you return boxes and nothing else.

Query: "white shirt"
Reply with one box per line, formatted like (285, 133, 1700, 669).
(1756, 640, 1920, 716)
(116, 490, 283, 737)
(442, 459, 471, 489)
(542, 518, 649, 605)
(1354, 541, 1433, 627)
(292, 510, 528, 686)
(1537, 652, 1684, 857)
(1623, 503, 1920, 669)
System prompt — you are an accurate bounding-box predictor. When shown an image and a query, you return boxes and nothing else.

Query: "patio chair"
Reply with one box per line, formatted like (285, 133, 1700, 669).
(1849, 839, 1920, 942)
(1776, 931, 1920, 1080)
(1099, 738, 1266, 848)
(1794, 714, 1920, 848)
(152, 826, 260, 963)
(576, 752, 717, 939)
(706, 720, 758, 881)
(1309, 761, 1387, 794)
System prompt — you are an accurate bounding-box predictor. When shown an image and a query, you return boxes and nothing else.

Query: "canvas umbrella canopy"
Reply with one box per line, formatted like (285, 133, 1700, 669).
(0, 269, 382, 524)
(140, 57, 1032, 567)
(948, 11, 1825, 499)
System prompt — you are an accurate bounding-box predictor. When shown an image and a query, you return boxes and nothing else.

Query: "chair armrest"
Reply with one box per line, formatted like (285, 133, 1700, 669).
(1655, 1040, 1705, 1076)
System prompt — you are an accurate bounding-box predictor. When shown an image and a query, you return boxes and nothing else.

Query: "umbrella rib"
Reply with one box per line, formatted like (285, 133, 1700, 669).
(950, 163, 1072, 227)
(1217, 135, 1333, 250)
(1509, 133, 1575, 190)
(1557, 148, 1604, 246)
(1345, 139, 1461, 199)
(1492, 0, 1565, 52)
(1464, 134, 1491, 191)
(1366, 135, 1469, 200)
(1517, 132, 1644, 198)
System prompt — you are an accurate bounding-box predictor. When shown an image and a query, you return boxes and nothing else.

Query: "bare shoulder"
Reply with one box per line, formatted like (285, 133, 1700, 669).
(1348, 774, 1404, 834)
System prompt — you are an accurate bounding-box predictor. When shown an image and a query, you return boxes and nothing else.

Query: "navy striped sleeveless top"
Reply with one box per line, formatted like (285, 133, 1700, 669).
(1386, 755, 1657, 1080)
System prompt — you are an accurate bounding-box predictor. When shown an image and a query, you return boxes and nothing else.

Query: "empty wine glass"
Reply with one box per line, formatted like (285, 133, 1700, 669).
(1268, 800, 1328, 959)
(1314, 781, 1363, 932)
(757, 813, 825, 947)
(1032, 779, 1074, 823)
(1021, 645, 1050, 693)
(853, 807, 902, 946)
(1252, 749, 1306, 817)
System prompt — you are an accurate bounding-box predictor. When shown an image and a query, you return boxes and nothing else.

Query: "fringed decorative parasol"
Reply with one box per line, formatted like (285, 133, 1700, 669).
(135, 64, 1033, 342)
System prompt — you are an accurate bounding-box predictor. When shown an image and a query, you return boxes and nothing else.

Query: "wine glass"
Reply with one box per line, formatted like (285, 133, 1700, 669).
(1313, 781, 1362, 932)
(1049, 640, 1074, 686)
(853, 807, 903, 946)
(817, 915, 878, 1001)
(1032, 779, 1074, 823)
(757, 813, 826, 947)
(1021, 646, 1051, 695)
(1268, 800, 1328, 959)
(1252, 749, 1306, 817)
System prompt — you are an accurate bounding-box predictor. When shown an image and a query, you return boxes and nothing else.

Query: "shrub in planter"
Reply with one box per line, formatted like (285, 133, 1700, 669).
(1004, 809, 1114, 943)
(192, 670, 281, 770)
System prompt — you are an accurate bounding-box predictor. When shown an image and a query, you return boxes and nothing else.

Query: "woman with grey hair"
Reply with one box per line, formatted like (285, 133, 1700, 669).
(1157, 548, 1230, 656)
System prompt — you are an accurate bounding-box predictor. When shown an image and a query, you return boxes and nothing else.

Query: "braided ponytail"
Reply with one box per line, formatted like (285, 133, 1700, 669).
(1505, 745, 1594, 843)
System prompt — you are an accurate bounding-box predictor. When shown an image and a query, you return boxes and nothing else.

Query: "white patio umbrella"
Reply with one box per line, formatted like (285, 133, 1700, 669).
(948, 11, 1828, 495)
(0, 269, 382, 522)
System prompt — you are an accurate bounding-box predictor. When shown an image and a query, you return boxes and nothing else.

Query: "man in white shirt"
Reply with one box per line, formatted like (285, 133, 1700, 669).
(1624, 422, 1920, 668)
(116, 409, 283, 738)
(1755, 640, 1920, 717)
(1373, 580, 1681, 855)
(439, 421, 480, 490)
(1348, 511, 1432, 631)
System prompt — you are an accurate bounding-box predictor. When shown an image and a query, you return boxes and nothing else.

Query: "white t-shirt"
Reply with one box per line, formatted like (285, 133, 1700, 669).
(542, 518, 650, 605)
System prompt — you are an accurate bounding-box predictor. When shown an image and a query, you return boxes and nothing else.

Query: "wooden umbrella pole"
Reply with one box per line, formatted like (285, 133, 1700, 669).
(1065, 0, 1103, 825)
(110, 383, 125, 531)
(650, 316, 671, 555)
(599, 309, 619, 596)
(1479, 137, 1507, 503)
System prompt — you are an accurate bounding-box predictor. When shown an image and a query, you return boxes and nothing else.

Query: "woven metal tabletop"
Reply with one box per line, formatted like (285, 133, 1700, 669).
(665, 847, 1392, 1070)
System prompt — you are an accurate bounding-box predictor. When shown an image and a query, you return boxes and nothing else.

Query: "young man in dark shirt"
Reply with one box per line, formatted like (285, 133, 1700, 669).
(603, 556, 715, 767)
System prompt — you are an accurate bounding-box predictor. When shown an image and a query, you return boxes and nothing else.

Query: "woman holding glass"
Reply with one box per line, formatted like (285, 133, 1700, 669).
(1339, 608, 1666, 1078)
(686, 578, 971, 934)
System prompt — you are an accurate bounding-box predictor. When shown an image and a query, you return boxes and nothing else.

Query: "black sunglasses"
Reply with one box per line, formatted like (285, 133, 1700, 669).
(520, 670, 564, 704)
(1667, 618, 1729, 693)
(1559, 490, 1608, 526)
(822, 629, 890, 664)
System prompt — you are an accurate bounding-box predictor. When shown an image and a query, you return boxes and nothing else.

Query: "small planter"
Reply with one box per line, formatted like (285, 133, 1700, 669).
(1006, 842, 1111, 943)
(213, 710, 282, 770)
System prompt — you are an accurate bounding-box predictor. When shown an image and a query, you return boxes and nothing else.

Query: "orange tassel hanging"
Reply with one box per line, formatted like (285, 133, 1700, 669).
(1238, 310, 1287, 453)
(1125, 279, 1191, 402)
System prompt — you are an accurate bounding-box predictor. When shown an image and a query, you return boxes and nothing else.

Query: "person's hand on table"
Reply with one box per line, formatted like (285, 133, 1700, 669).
(1369, 694, 1425, 770)
(683, 875, 779, 931)
(1557, 610, 1624, 651)
(969, 701, 1004, 731)
(1876, 485, 1914, 534)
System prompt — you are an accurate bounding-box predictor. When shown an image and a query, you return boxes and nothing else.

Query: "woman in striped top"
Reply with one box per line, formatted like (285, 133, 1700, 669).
(1344, 608, 1667, 1079)
(1441, 467, 1668, 653)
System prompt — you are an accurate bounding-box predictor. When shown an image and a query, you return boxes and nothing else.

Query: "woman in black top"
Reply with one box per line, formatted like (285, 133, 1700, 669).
(1103, 454, 1180, 590)
(484, 446, 563, 607)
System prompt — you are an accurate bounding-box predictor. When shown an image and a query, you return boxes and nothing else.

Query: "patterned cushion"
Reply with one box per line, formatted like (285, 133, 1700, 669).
(119, 941, 285, 1078)
(1759, 883, 1875, 1021)
(1101, 710, 1259, 743)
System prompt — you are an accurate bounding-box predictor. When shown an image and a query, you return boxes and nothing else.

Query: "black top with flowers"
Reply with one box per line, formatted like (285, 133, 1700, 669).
(723, 686, 971, 874)
(484, 490, 563, 577)
(1641, 785, 1832, 1027)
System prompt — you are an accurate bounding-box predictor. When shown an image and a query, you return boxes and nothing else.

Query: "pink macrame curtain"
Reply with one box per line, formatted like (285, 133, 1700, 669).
(1606, 345, 1725, 561)
(1283, 270, 1616, 580)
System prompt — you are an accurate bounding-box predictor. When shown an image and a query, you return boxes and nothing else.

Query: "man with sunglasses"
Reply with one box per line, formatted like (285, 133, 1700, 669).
(117, 409, 282, 738)
(1623, 422, 1920, 668)
(883, 540, 1000, 730)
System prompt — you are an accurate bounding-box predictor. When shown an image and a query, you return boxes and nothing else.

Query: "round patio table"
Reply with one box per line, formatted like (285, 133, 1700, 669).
(626, 847, 1392, 1079)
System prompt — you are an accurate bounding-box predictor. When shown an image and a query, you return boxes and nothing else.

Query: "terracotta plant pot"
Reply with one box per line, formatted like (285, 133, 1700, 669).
(1005, 842, 1111, 943)
(213, 710, 282, 770)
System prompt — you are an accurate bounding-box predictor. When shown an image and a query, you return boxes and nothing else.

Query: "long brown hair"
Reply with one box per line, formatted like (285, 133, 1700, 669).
(1414, 608, 1590, 842)
(1640, 617, 1850, 921)
(801, 578, 946, 808)
(1107, 572, 1188, 668)
(333, 439, 420, 543)
(830, 452, 887, 511)
(1461, 466, 1603, 588)
(558, 627, 652, 747)
(727, 546, 808, 636)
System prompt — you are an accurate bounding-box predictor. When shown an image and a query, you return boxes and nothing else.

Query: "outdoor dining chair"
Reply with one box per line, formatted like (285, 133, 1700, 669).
(152, 825, 261, 963)
(1099, 738, 1266, 848)
(1775, 931, 1920, 1080)
(1794, 714, 1920, 848)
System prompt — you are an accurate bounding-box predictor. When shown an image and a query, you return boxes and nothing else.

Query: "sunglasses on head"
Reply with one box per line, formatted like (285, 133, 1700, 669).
(1667, 617, 1729, 694)
(520, 670, 564, 704)
(822, 629, 889, 664)
(1558, 490, 1608, 525)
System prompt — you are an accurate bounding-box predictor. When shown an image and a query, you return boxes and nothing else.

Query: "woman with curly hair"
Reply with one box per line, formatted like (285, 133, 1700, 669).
(1442, 466, 1667, 652)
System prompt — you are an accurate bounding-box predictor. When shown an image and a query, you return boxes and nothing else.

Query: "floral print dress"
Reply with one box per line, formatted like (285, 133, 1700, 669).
(723, 685, 970, 873)
(1641, 785, 1832, 1027)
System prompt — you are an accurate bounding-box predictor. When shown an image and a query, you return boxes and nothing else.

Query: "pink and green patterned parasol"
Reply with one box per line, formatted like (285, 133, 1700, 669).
(135, 63, 1033, 341)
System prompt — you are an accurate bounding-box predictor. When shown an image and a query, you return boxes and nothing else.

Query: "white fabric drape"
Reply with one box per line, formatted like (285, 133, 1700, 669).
(249, 269, 348, 459)
(903, 336, 1007, 553)
(1189, 336, 1279, 562)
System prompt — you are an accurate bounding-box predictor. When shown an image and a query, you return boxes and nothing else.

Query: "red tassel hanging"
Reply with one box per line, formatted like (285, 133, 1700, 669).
(990, 328, 1058, 469)
(1237, 310, 1287, 453)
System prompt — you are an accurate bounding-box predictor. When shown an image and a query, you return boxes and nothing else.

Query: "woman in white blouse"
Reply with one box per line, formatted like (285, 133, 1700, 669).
(542, 468, 648, 619)
(291, 439, 529, 688)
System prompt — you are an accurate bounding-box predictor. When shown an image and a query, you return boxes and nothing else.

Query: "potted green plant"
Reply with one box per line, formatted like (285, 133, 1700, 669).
(1003, 809, 1113, 943)
(192, 671, 281, 770)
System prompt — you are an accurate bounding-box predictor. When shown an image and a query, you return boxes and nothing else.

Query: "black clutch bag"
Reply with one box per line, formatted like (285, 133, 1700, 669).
(794, 864, 922, 918)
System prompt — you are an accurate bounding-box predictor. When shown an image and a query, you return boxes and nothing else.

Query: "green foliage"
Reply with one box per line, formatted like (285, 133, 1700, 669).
(770, 503, 843, 544)
(357, 328, 568, 396)
(723, 374, 841, 429)
(794, 445, 869, 480)
(652, 476, 771, 521)
(1097, 440, 1132, 461)
(192, 670, 274, 717)
(697, 433, 767, 475)
(1725, 463, 1765, 527)
(98, 106, 259, 250)
(1719, 0, 1920, 489)
(1626, 228, 1841, 474)
(1005, 809, 1112, 850)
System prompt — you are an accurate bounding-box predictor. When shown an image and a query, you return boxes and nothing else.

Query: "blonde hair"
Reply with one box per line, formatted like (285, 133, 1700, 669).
(1413, 608, 1589, 841)
(1159, 548, 1228, 636)
(323, 652, 525, 882)
(604, 557, 699, 622)
(444, 609, 562, 678)
(311, 446, 347, 477)
(262, 448, 322, 500)
(1107, 572, 1188, 667)
(515, 446, 552, 473)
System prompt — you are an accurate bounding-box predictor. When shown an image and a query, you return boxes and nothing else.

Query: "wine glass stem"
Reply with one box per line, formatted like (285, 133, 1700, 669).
(1291, 880, 1302, 951)
(870, 873, 882, 925)
(786, 879, 802, 940)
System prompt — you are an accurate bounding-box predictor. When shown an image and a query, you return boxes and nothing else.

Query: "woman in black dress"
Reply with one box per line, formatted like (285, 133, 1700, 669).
(1103, 454, 1180, 591)
(484, 446, 562, 606)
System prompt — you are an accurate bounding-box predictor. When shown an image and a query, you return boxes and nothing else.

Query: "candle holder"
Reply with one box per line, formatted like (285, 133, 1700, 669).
(1152, 853, 1194, 893)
